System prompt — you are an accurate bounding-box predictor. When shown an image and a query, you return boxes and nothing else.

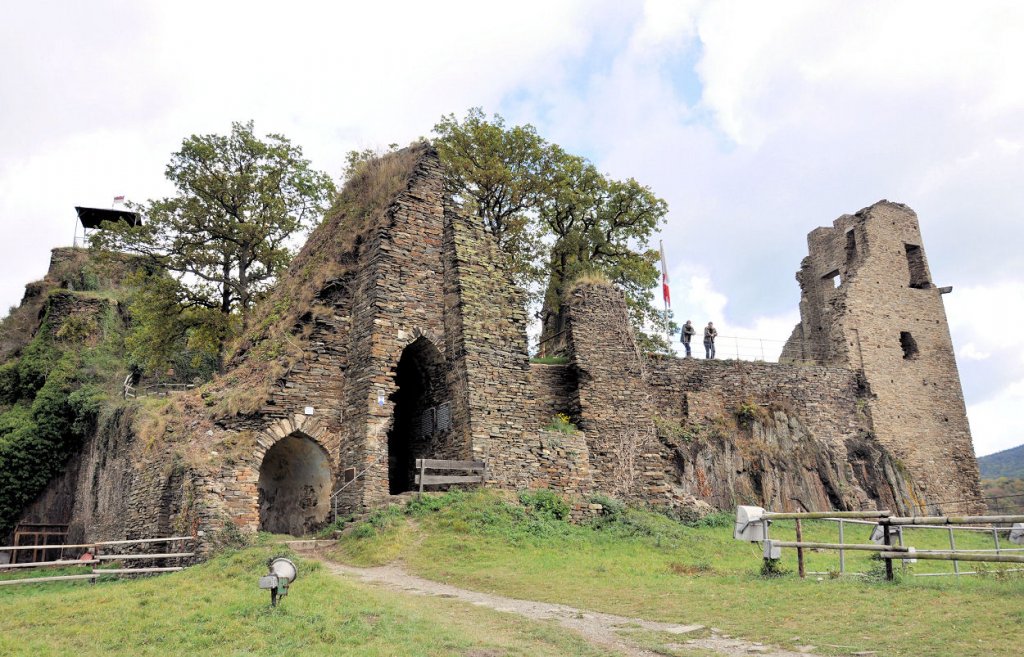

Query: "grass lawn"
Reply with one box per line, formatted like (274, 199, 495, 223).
(0, 539, 614, 657)
(330, 490, 1024, 657)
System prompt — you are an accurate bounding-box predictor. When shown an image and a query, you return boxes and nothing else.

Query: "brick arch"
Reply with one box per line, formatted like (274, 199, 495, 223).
(252, 415, 334, 466)
(254, 417, 336, 536)
(394, 325, 444, 361)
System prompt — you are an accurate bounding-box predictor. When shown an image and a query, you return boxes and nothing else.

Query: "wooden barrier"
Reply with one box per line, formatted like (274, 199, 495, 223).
(0, 535, 195, 586)
(415, 459, 486, 493)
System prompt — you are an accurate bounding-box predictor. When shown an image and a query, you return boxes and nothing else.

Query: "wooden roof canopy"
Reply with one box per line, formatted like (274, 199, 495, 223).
(74, 206, 142, 229)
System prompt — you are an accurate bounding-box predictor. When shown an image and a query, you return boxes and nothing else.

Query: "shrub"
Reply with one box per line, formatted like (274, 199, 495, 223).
(760, 558, 789, 578)
(545, 413, 577, 434)
(588, 492, 626, 519)
(519, 489, 571, 520)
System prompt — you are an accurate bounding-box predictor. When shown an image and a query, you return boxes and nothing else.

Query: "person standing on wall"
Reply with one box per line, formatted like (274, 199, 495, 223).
(704, 321, 717, 359)
(680, 320, 695, 357)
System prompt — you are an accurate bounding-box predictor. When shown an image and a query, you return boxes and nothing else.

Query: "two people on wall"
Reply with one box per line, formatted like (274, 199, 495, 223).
(680, 320, 716, 359)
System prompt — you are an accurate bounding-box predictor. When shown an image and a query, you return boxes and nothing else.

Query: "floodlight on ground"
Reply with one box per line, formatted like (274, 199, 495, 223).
(258, 557, 298, 607)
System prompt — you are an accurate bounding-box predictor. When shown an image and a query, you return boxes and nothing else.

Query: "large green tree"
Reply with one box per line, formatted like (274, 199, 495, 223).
(93, 121, 334, 370)
(433, 109, 551, 290)
(537, 147, 668, 351)
(432, 110, 671, 352)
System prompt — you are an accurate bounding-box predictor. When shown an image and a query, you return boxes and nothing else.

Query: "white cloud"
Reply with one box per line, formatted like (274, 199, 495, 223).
(1, 0, 1022, 458)
(969, 380, 1024, 457)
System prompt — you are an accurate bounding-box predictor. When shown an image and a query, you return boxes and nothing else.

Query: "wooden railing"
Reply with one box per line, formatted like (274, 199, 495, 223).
(0, 536, 196, 586)
(414, 459, 486, 493)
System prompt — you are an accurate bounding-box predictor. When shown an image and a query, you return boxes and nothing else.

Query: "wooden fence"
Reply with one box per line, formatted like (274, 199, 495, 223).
(415, 459, 486, 493)
(736, 507, 1024, 581)
(0, 536, 195, 586)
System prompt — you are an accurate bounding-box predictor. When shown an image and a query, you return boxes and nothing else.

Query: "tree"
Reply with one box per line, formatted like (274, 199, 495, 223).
(433, 109, 550, 290)
(537, 147, 668, 351)
(432, 110, 672, 352)
(93, 121, 334, 370)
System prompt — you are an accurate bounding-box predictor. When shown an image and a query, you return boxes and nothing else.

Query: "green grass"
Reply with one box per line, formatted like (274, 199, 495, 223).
(529, 355, 569, 364)
(0, 540, 616, 657)
(331, 490, 1024, 657)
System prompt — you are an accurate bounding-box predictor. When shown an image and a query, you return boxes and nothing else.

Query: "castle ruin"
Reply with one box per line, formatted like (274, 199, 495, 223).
(11, 144, 983, 547)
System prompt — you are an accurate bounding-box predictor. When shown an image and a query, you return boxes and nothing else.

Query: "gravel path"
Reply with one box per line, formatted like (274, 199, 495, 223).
(297, 546, 823, 657)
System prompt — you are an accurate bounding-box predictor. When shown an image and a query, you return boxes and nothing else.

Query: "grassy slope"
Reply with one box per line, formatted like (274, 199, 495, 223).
(330, 491, 1024, 657)
(0, 541, 613, 657)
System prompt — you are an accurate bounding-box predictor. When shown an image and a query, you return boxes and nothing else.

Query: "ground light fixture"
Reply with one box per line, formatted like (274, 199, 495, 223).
(258, 557, 298, 607)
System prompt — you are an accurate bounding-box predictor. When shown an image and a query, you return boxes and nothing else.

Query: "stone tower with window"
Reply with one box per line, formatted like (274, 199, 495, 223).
(782, 201, 983, 513)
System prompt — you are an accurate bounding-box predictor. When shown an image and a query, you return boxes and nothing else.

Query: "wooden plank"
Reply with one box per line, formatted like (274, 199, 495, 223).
(0, 543, 97, 552)
(96, 553, 193, 561)
(879, 551, 1024, 564)
(764, 510, 891, 520)
(414, 474, 485, 486)
(95, 536, 193, 546)
(0, 574, 97, 586)
(0, 559, 98, 569)
(770, 541, 906, 552)
(94, 567, 184, 574)
(414, 459, 485, 470)
(886, 514, 1024, 526)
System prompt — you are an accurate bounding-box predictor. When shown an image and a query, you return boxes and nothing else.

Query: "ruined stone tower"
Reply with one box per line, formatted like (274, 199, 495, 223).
(782, 201, 983, 513)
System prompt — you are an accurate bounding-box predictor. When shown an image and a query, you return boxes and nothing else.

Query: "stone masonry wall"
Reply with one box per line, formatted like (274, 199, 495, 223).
(564, 283, 665, 502)
(647, 358, 915, 513)
(783, 201, 983, 513)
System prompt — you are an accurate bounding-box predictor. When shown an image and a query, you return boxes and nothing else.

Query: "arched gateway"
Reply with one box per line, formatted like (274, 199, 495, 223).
(257, 432, 332, 536)
(387, 336, 448, 494)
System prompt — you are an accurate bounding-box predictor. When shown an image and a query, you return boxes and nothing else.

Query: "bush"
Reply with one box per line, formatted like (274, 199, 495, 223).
(588, 492, 626, 519)
(760, 558, 789, 578)
(682, 511, 733, 529)
(545, 413, 577, 434)
(519, 489, 570, 520)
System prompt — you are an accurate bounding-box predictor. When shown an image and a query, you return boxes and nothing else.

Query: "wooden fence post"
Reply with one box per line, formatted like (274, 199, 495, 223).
(882, 521, 894, 581)
(795, 518, 805, 579)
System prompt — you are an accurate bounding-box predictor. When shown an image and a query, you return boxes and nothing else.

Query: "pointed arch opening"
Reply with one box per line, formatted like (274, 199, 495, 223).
(258, 433, 332, 536)
(387, 336, 449, 494)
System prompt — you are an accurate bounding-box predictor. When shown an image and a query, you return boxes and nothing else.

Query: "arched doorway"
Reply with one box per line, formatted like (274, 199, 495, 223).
(258, 433, 332, 536)
(388, 337, 448, 494)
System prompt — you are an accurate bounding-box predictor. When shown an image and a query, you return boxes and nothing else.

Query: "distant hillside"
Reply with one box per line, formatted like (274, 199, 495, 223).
(978, 443, 1024, 479)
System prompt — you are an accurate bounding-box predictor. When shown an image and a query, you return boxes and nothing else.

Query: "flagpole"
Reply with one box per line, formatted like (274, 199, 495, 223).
(659, 239, 670, 342)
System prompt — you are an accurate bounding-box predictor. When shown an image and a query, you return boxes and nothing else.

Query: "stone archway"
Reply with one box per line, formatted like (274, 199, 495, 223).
(257, 432, 332, 536)
(387, 336, 448, 494)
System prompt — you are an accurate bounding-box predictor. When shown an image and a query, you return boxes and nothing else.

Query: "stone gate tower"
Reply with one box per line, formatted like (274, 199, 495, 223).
(782, 201, 983, 513)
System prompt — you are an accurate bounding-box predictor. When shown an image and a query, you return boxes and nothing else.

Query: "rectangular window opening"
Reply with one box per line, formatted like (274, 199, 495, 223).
(905, 244, 930, 289)
(823, 269, 841, 288)
(845, 229, 857, 261)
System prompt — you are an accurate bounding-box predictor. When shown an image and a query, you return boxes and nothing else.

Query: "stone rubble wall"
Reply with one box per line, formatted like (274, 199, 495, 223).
(782, 201, 983, 513)
(564, 283, 669, 504)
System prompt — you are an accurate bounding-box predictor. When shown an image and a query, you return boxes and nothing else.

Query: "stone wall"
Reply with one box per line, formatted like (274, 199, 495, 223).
(782, 201, 983, 513)
(647, 358, 914, 513)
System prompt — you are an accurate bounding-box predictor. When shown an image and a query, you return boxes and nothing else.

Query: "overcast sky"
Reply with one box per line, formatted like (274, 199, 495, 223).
(1, 1, 1021, 456)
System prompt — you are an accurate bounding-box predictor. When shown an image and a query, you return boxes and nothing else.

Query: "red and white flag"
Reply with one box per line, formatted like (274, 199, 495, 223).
(659, 240, 671, 307)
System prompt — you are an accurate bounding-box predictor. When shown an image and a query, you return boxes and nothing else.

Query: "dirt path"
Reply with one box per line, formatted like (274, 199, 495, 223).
(297, 547, 823, 657)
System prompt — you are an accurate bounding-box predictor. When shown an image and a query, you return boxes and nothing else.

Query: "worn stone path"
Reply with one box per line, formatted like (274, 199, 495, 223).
(299, 549, 822, 657)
